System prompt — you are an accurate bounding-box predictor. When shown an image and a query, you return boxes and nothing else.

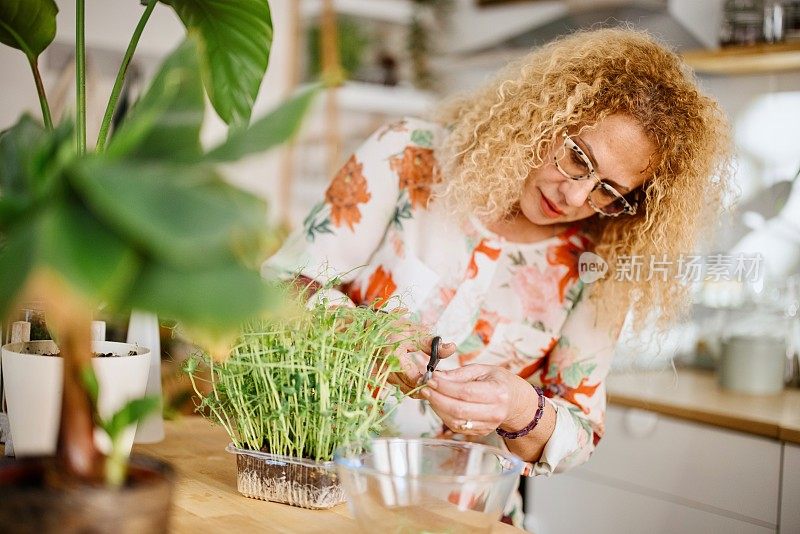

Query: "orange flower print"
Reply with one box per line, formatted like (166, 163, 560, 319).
(390, 230, 405, 257)
(325, 154, 371, 231)
(389, 145, 441, 209)
(417, 286, 457, 326)
(546, 227, 593, 301)
(377, 119, 408, 140)
(458, 309, 505, 365)
(517, 337, 557, 379)
(540, 372, 600, 414)
(466, 239, 501, 279)
(347, 265, 397, 309)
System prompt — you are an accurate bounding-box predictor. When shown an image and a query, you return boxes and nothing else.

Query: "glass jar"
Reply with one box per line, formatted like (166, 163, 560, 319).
(720, 0, 765, 46)
(784, 0, 800, 41)
(764, 0, 786, 43)
(719, 302, 788, 394)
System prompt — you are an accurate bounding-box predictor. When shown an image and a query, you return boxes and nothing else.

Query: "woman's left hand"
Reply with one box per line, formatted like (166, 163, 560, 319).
(421, 364, 539, 437)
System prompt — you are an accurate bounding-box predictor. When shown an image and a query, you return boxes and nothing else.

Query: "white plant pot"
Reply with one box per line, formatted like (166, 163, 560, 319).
(1, 340, 151, 458)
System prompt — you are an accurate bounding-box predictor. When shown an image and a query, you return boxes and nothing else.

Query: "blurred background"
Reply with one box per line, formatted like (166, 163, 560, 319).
(1, 1, 799, 533)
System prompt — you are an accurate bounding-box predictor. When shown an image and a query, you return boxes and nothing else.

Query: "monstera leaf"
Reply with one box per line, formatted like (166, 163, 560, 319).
(162, 0, 272, 128)
(0, 0, 58, 61)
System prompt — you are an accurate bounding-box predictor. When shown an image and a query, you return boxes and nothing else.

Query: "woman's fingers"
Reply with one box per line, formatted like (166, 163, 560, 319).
(422, 387, 504, 434)
(418, 336, 457, 358)
(426, 375, 501, 404)
(437, 364, 492, 382)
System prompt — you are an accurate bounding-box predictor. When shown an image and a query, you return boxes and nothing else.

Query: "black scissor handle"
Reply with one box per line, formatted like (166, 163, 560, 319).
(427, 335, 442, 374)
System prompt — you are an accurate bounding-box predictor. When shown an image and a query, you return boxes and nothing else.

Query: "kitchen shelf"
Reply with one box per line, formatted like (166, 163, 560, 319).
(682, 41, 800, 75)
(301, 0, 414, 24)
(333, 81, 437, 116)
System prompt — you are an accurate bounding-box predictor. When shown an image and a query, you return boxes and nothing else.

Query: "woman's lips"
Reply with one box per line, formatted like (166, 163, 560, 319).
(539, 190, 564, 218)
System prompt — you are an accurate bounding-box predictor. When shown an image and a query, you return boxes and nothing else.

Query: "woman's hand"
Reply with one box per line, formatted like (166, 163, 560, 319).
(384, 315, 456, 395)
(421, 364, 539, 436)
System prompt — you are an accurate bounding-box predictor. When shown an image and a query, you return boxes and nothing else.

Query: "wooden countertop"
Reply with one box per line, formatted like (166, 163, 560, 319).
(135, 417, 525, 534)
(607, 368, 800, 444)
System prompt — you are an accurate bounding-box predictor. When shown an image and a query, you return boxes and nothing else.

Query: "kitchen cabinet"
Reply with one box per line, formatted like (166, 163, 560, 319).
(527, 471, 774, 534)
(782, 443, 800, 532)
(525, 405, 783, 533)
(682, 42, 800, 76)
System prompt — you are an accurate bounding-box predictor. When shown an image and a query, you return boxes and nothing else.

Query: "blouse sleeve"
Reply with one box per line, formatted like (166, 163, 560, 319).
(527, 285, 623, 475)
(262, 121, 411, 292)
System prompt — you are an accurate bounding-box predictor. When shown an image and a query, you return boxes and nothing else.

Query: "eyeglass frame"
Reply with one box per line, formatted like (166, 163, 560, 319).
(552, 132, 638, 217)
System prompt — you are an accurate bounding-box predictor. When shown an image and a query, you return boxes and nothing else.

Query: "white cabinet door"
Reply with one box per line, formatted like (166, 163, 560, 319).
(579, 406, 782, 525)
(526, 472, 776, 534)
(781, 443, 800, 533)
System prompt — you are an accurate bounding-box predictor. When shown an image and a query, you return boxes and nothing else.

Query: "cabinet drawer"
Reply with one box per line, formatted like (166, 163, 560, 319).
(781, 443, 800, 532)
(578, 405, 781, 525)
(527, 472, 775, 534)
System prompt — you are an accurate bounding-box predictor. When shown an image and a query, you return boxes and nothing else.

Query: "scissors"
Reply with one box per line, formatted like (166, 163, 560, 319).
(420, 335, 442, 386)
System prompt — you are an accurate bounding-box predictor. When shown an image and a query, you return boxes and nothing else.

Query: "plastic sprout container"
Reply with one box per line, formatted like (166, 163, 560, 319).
(334, 438, 523, 533)
(226, 444, 346, 509)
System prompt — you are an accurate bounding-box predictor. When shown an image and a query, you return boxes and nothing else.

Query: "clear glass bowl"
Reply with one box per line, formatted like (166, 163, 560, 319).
(334, 438, 524, 533)
(226, 444, 346, 509)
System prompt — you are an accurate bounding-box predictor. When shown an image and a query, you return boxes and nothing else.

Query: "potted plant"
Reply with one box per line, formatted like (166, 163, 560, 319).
(185, 287, 414, 509)
(2, 338, 151, 458)
(0, 0, 316, 530)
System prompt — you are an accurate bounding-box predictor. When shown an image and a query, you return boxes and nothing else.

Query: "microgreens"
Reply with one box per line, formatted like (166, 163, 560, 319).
(186, 288, 422, 461)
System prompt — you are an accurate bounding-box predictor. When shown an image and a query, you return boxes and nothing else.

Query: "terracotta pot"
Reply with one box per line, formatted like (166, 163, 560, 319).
(1, 340, 151, 457)
(0, 454, 174, 533)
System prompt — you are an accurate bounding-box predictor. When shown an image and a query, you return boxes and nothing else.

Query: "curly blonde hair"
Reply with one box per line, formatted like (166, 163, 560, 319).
(430, 28, 733, 331)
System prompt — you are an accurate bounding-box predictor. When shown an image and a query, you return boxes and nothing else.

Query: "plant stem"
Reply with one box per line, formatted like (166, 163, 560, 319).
(106, 439, 126, 488)
(0, 20, 55, 130)
(29, 58, 53, 130)
(57, 312, 102, 479)
(95, 0, 157, 152)
(76, 0, 86, 154)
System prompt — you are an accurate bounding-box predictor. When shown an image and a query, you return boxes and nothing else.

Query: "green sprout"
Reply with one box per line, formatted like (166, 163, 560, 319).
(81, 366, 160, 487)
(186, 285, 423, 461)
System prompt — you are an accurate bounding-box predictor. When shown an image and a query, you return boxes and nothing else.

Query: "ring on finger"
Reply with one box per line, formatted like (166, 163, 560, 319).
(459, 419, 474, 431)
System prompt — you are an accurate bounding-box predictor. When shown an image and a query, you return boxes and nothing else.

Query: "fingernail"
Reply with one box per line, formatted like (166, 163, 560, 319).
(427, 378, 438, 388)
(421, 389, 431, 398)
(443, 342, 455, 349)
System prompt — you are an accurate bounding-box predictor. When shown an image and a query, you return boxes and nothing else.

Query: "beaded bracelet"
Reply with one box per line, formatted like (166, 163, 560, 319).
(495, 386, 545, 440)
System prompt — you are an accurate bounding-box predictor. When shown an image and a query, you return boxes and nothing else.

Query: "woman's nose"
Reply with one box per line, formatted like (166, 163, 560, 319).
(559, 178, 596, 208)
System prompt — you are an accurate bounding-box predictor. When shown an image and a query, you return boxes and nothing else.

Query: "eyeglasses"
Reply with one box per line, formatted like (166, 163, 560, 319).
(553, 132, 638, 217)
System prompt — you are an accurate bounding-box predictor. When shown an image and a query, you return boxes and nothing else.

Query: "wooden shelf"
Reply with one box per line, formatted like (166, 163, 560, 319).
(335, 81, 437, 115)
(682, 42, 800, 75)
(301, 0, 414, 24)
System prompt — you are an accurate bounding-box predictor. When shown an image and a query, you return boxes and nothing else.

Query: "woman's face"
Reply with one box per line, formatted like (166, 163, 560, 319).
(519, 114, 655, 225)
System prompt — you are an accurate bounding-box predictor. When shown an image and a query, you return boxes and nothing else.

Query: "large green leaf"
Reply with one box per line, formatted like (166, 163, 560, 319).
(106, 39, 204, 163)
(205, 85, 318, 162)
(0, 115, 72, 228)
(69, 160, 267, 268)
(161, 0, 272, 127)
(0, 219, 36, 320)
(0, 115, 43, 210)
(39, 200, 141, 304)
(0, 0, 58, 60)
(127, 260, 272, 331)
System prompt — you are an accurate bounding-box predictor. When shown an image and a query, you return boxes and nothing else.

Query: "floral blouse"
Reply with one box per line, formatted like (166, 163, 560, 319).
(264, 116, 620, 478)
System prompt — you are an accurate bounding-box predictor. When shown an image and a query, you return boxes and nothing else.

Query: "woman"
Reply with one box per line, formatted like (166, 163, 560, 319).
(265, 28, 731, 524)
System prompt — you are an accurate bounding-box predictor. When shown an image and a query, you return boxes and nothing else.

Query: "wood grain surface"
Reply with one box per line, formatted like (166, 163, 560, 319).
(135, 417, 526, 533)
